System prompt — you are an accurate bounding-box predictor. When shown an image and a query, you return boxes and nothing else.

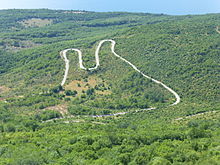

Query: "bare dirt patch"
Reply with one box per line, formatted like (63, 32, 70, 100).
(65, 80, 90, 94)
(19, 18, 53, 28)
(45, 104, 68, 116)
(0, 86, 10, 101)
(65, 76, 112, 96)
(96, 90, 112, 95)
(0, 86, 10, 94)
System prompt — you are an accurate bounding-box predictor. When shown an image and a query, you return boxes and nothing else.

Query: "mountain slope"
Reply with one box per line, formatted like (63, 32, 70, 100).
(0, 9, 219, 164)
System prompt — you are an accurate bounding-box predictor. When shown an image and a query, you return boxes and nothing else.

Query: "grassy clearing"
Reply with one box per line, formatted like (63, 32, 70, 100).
(19, 18, 53, 28)
(65, 76, 111, 96)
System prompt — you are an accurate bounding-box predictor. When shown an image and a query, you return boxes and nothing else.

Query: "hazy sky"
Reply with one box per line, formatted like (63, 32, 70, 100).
(0, 0, 219, 15)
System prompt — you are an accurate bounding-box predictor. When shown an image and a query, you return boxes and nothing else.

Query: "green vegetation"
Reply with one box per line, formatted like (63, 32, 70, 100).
(0, 9, 219, 164)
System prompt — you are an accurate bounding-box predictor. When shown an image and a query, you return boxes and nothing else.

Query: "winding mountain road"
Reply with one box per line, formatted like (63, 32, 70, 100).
(40, 39, 182, 122)
(61, 39, 180, 106)
(43, 39, 181, 123)
(45, 27, 220, 122)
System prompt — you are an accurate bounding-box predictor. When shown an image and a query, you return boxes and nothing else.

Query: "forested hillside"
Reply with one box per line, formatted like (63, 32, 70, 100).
(0, 9, 219, 164)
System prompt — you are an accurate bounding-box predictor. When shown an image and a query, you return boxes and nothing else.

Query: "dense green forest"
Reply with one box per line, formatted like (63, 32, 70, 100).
(0, 9, 219, 164)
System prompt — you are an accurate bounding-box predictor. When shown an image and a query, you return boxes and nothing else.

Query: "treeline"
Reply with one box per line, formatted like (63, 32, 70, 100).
(0, 111, 219, 164)
(0, 9, 164, 32)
